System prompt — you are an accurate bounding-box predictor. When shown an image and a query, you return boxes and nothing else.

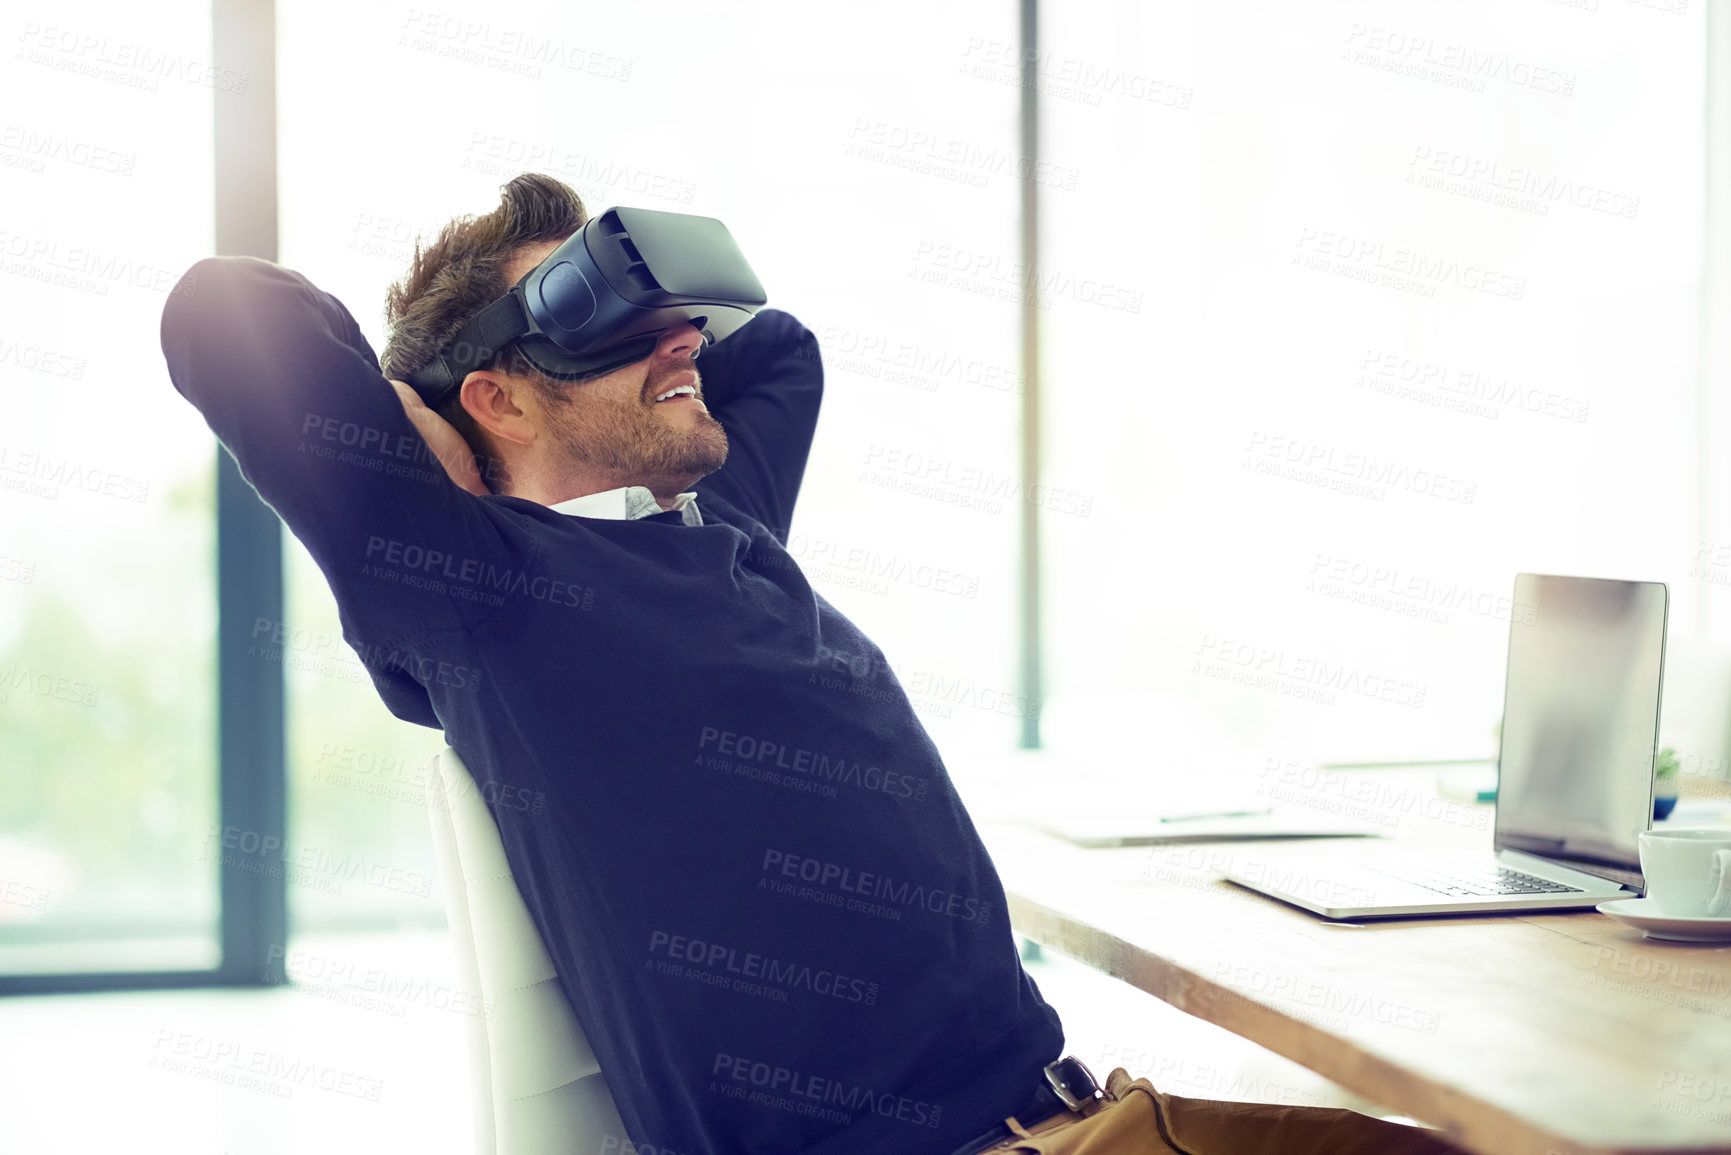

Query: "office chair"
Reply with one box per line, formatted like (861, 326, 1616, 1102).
(423, 745, 629, 1154)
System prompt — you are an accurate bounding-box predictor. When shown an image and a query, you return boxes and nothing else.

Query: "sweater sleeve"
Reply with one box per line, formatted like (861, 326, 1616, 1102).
(160, 256, 533, 652)
(689, 308, 824, 542)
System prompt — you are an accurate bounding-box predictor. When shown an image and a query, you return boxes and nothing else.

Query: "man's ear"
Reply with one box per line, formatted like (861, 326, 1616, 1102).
(460, 370, 538, 449)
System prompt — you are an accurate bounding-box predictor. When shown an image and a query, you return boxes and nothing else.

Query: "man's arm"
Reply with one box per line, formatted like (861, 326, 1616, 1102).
(689, 309, 823, 541)
(161, 256, 530, 649)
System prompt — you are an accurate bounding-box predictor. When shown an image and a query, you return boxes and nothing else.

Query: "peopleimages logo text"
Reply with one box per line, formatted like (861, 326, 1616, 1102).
(649, 931, 878, 1005)
(760, 850, 988, 923)
(712, 1052, 944, 1128)
(697, 727, 930, 801)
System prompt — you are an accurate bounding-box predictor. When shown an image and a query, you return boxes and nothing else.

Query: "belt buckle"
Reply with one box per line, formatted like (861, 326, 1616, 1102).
(1042, 1056, 1103, 1113)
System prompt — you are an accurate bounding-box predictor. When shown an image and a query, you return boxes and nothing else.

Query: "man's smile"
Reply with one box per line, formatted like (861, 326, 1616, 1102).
(649, 366, 701, 406)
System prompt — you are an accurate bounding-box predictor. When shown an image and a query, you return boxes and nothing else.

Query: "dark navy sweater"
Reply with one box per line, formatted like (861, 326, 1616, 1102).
(161, 257, 1064, 1155)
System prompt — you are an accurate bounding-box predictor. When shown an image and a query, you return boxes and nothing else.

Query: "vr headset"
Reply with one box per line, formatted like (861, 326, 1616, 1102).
(406, 206, 768, 408)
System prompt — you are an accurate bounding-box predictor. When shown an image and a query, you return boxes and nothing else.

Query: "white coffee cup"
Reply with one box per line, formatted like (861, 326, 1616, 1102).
(1638, 828, 1731, 917)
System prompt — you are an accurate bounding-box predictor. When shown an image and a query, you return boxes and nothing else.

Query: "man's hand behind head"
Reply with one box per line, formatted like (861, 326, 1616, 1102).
(389, 379, 491, 496)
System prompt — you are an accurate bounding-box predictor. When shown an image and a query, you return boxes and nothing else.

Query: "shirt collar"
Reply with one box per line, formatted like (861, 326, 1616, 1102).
(549, 486, 703, 527)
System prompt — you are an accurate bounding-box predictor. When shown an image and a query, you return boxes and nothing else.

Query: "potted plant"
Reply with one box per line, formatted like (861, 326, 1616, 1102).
(1653, 746, 1680, 821)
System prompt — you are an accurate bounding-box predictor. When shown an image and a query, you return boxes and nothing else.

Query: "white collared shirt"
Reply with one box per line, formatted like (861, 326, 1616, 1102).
(548, 486, 704, 527)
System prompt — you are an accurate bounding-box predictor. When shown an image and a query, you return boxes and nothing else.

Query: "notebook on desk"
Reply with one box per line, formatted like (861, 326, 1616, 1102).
(1030, 772, 1386, 847)
(1223, 573, 1663, 919)
(1031, 803, 1384, 848)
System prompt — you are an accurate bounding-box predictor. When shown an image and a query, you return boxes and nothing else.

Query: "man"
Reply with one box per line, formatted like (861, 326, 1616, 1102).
(161, 174, 1466, 1155)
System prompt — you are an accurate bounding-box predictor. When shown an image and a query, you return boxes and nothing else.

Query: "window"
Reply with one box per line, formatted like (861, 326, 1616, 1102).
(1039, 1, 1706, 766)
(0, 0, 221, 976)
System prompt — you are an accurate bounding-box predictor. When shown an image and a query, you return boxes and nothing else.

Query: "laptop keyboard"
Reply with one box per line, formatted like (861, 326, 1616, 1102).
(1369, 863, 1584, 898)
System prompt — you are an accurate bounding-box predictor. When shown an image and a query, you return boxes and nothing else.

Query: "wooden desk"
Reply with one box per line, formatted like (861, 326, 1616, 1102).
(982, 819, 1731, 1155)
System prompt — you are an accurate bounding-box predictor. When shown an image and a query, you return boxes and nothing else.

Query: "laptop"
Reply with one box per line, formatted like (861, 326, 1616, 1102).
(1223, 573, 1665, 919)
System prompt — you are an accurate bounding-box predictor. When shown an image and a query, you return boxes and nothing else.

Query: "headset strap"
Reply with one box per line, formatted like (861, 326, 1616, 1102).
(408, 290, 531, 405)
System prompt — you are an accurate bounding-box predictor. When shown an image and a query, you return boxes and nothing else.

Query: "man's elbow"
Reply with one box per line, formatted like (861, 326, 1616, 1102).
(161, 256, 275, 337)
(775, 310, 825, 404)
(160, 256, 298, 389)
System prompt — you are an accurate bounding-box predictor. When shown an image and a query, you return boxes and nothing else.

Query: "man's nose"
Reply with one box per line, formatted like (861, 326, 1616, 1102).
(653, 321, 703, 361)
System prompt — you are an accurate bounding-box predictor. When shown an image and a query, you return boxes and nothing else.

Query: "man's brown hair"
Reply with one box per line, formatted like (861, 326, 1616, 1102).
(382, 173, 589, 482)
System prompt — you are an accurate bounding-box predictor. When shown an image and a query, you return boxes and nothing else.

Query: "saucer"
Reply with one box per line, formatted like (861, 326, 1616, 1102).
(1597, 898, 1731, 942)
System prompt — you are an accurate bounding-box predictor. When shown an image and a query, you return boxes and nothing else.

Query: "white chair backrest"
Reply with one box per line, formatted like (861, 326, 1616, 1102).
(424, 746, 629, 1154)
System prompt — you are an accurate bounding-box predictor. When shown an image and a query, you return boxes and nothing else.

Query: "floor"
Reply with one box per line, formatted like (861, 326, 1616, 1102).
(0, 930, 1410, 1154)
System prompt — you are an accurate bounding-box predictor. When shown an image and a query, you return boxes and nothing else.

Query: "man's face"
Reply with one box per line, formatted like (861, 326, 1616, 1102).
(501, 238, 729, 495)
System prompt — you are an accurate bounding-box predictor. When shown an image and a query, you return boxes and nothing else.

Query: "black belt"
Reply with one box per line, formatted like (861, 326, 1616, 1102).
(943, 1056, 1105, 1155)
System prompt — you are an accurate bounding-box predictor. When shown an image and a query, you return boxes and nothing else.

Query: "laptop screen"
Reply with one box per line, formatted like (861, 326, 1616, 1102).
(1493, 573, 1667, 872)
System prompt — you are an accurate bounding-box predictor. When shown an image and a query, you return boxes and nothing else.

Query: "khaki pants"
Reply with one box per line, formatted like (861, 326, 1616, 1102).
(970, 1067, 1469, 1155)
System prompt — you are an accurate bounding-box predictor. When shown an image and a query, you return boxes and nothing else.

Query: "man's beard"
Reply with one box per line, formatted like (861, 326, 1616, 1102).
(542, 363, 729, 493)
